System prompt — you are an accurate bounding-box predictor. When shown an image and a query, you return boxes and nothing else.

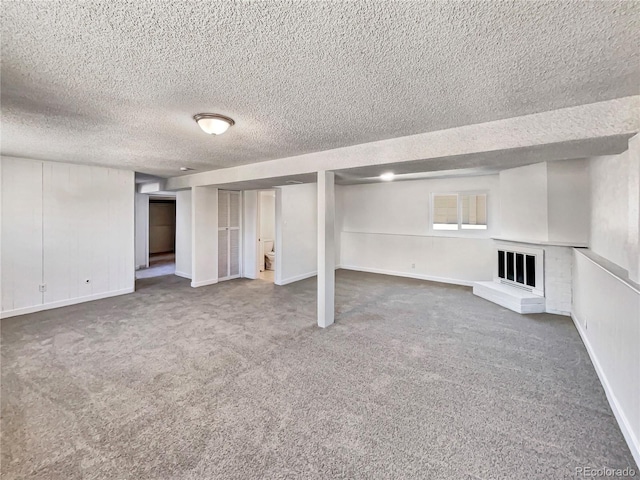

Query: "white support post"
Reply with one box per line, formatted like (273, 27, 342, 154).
(191, 186, 218, 287)
(317, 171, 335, 328)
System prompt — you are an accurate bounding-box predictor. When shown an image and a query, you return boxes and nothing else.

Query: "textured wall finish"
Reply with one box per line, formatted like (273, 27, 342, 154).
(2, 1, 639, 177)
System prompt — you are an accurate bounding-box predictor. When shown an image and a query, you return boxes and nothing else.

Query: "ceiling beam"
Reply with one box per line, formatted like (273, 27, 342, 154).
(163, 96, 639, 191)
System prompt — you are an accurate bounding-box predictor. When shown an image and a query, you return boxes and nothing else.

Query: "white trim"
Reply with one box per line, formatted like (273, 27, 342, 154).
(174, 271, 192, 280)
(575, 249, 640, 294)
(571, 312, 640, 469)
(492, 236, 589, 248)
(430, 190, 489, 234)
(218, 274, 241, 282)
(191, 278, 217, 288)
(0, 288, 134, 319)
(276, 271, 317, 286)
(339, 265, 474, 287)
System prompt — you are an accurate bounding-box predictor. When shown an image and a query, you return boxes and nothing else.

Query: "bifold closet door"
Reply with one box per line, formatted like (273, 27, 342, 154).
(218, 190, 241, 281)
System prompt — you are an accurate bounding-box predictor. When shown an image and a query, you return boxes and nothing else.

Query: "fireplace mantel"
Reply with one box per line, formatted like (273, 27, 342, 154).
(491, 237, 588, 248)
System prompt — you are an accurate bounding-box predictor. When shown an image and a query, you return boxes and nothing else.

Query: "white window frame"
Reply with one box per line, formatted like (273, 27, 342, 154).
(431, 191, 489, 233)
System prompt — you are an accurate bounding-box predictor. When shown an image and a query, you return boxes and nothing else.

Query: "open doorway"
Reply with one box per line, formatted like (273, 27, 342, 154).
(258, 190, 276, 282)
(137, 196, 176, 279)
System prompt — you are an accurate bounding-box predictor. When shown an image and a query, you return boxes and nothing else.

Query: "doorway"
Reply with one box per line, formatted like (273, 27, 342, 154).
(218, 190, 242, 281)
(258, 190, 276, 282)
(137, 197, 176, 279)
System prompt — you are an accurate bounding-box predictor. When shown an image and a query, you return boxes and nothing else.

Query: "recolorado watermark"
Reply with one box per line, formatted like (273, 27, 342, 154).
(575, 466, 637, 477)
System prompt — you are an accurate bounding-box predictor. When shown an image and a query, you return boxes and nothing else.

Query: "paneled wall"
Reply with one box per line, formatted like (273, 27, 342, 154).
(1, 157, 134, 318)
(573, 250, 640, 466)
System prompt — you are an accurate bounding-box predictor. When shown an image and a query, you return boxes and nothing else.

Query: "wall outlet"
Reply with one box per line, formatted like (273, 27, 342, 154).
(39, 284, 47, 292)
(411, 263, 416, 269)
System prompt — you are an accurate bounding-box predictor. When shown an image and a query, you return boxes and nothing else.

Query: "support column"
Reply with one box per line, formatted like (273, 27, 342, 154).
(317, 171, 335, 328)
(191, 186, 218, 287)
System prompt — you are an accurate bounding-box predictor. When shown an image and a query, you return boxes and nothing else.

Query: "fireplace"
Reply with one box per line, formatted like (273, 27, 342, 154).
(495, 244, 544, 296)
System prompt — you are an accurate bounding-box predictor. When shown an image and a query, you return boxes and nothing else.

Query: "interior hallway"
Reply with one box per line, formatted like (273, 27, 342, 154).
(135, 253, 176, 279)
(1, 271, 634, 479)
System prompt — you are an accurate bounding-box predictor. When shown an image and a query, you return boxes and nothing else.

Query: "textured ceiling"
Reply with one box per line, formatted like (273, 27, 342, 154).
(2, 0, 639, 177)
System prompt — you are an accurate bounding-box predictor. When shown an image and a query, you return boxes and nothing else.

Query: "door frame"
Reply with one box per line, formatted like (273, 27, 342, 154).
(256, 189, 277, 277)
(217, 190, 243, 282)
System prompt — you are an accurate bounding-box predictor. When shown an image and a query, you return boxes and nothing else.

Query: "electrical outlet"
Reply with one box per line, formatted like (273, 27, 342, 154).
(411, 263, 416, 269)
(39, 284, 47, 292)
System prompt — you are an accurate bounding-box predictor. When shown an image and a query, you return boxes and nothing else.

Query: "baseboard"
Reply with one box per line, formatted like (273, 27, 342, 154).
(1, 288, 135, 319)
(339, 265, 474, 287)
(571, 312, 640, 469)
(276, 271, 317, 286)
(191, 278, 217, 288)
(174, 271, 192, 280)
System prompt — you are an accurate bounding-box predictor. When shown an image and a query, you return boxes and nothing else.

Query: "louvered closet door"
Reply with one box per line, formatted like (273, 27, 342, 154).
(218, 191, 241, 281)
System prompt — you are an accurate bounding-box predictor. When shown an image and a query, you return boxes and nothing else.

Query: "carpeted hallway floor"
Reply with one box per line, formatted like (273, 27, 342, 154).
(1, 271, 636, 479)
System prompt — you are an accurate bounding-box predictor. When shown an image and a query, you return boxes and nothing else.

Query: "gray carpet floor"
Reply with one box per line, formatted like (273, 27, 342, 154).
(1, 271, 636, 479)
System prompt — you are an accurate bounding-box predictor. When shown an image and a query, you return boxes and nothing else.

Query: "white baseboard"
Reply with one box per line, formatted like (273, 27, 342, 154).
(339, 265, 474, 287)
(191, 278, 217, 288)
(571, 312, 640, 469)
(276, 271, 317, 286)
(0, 288, 135, 319)
(174, 271, 192, 280)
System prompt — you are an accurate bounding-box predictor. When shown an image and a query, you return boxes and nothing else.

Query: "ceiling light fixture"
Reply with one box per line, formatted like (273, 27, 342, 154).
(380, 172, 395, 181)
(180, 167, 194, 171)
(193, 113, 235, 135)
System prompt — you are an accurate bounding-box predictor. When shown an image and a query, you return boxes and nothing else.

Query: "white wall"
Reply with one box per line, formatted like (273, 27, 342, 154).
(175, 189, 192, 279)
(191, 186, 218, 287)
(628, 135, 640, 283)
(572, 250, 640, 467)
(275, 183, 317, 285)
(572, 135, 640, 465)
(134, 193, 149, 269)
(500, 162, 549, 242)
(339, 175, 500, 285)
(335, 184, 343, 266)
(1, 157, 134, 318)
(1, 158, 44, 313)
(259, 191, 276, 241)
(547, 159, 590, 244)
(590, 152, 631, 271)
(500, 160, 590, 245)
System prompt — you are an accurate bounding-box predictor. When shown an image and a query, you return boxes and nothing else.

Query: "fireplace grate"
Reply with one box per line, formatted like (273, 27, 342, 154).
(498, 250, 536, 289)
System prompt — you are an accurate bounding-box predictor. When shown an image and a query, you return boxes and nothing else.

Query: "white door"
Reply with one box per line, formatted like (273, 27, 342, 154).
(218, 190, 241, 281)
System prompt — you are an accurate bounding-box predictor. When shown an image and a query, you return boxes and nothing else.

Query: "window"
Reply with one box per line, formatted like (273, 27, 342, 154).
(433, 193, 487, 231)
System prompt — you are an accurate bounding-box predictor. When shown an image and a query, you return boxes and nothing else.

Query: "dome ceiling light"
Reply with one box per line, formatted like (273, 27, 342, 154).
(193, 113, 235, 135)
